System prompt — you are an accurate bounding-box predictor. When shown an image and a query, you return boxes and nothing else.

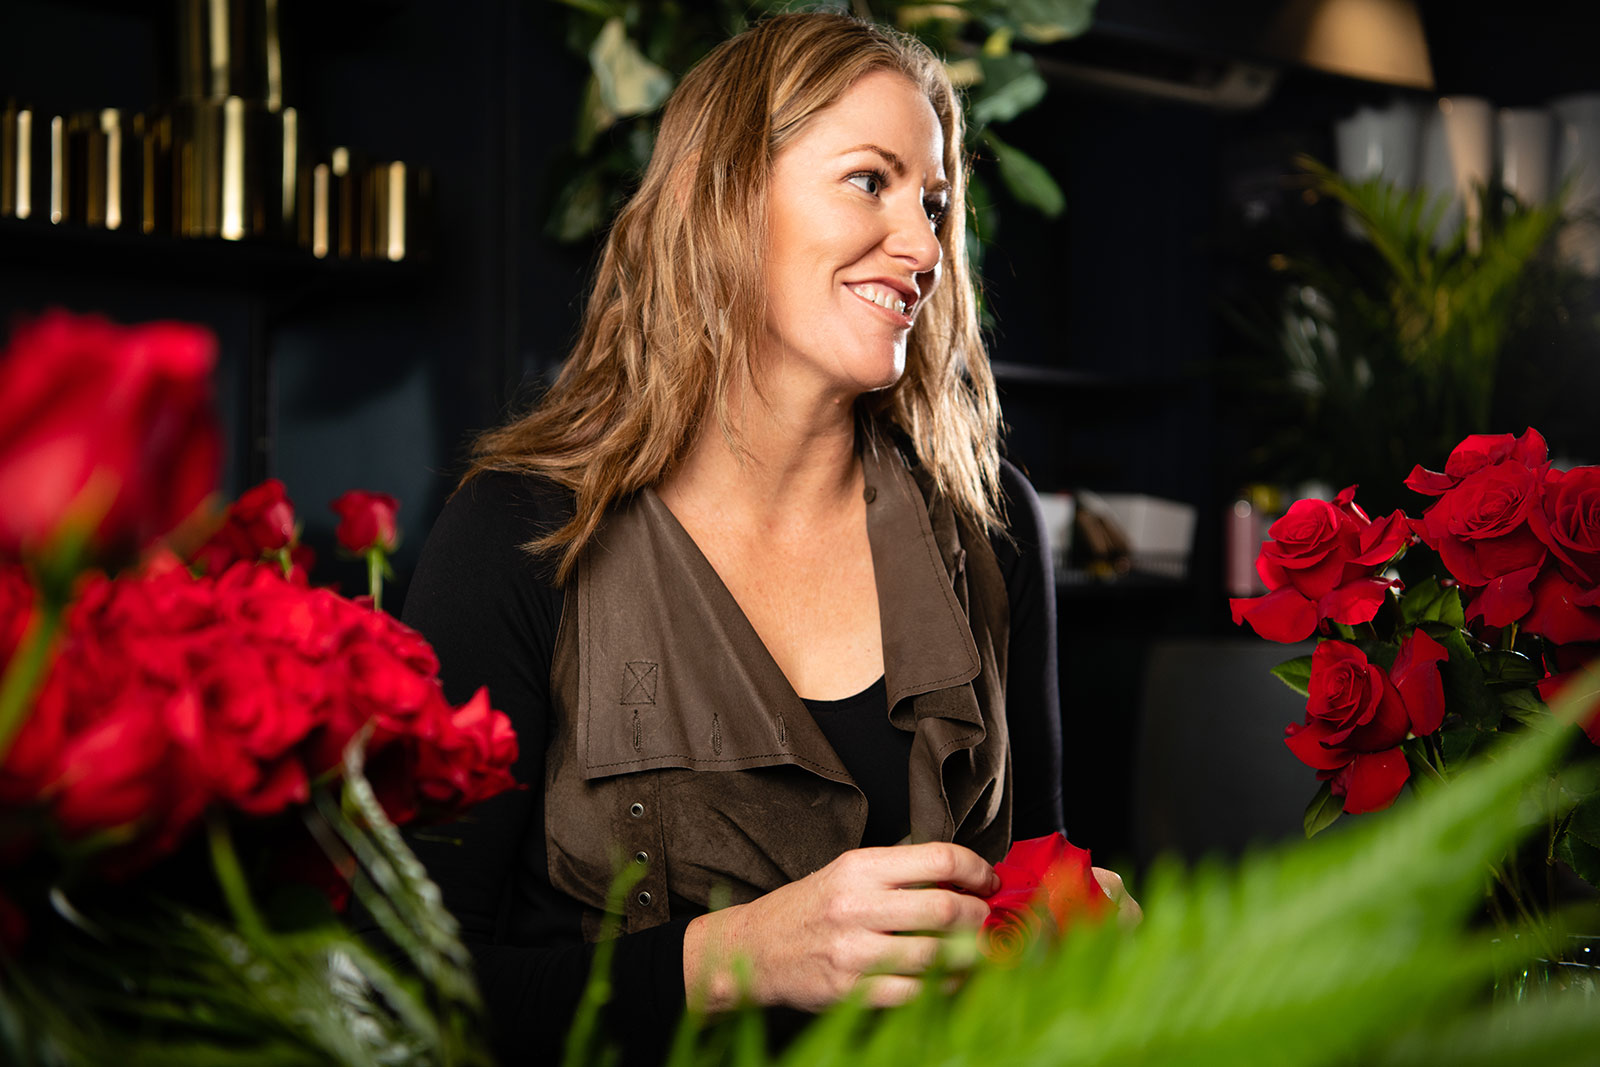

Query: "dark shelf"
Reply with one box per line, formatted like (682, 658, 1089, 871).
(991, 361, 1187, 391)
(0, 217, 423, 293)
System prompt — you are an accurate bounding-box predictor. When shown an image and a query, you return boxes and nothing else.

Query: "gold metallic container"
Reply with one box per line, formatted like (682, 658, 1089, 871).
(171, 97, 299, 241)
(362, 160, 430, 262)
(177, 0, 286, 110)
(2, 100, 49, 221)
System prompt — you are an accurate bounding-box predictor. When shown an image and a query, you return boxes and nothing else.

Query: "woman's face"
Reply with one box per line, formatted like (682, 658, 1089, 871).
(760, 70, 947, 402)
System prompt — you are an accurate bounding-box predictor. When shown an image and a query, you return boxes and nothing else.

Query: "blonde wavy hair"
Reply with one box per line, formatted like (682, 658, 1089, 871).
(468, 11, 1001, 582)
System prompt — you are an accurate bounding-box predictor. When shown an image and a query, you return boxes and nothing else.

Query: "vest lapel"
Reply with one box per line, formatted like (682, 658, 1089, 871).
(575, 488, 851, 783)
(860, 443, 995, 844)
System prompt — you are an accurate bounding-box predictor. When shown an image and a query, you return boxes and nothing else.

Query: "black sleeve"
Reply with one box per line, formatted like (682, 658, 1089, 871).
(991, 461, 1066, 840)
(401, 472, 688, 1066)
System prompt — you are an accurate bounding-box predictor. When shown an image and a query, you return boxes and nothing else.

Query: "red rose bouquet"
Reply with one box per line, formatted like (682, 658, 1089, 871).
(0, 311, 513, 1065)
(1231, 428, 1600, 904)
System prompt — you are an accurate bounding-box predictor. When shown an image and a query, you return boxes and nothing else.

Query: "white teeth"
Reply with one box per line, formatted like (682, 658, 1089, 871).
(848, 283, 908, 315)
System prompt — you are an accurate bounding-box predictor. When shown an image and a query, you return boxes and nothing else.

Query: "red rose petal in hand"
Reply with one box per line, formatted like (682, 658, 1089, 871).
(1330, 747, 1410, 813)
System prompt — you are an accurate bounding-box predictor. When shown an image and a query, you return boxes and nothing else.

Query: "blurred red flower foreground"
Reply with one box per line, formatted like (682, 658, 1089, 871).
(980, 832, 1107, 963)
(0, 309, 517, 911)
(0, 557, 515, 878)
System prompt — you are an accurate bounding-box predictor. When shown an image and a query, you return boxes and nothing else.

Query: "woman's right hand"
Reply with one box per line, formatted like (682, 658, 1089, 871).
(681, 841, 999, 1013)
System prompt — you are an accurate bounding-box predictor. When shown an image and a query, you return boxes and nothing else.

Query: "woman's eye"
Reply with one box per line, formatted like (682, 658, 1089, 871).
(925, 199, 948, 224)
(847, 172, 884, 196)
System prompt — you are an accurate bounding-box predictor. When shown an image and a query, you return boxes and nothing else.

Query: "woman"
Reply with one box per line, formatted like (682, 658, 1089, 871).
(403, 12, 1119, 1063)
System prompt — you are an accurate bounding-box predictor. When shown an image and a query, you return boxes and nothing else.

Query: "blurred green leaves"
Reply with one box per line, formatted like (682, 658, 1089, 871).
(570, 672, 1600, 1067)
(547, 0, 1093, 246)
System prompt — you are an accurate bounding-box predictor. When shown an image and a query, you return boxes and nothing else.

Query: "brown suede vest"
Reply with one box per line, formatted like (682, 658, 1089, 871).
(544, 442, 1011, 940)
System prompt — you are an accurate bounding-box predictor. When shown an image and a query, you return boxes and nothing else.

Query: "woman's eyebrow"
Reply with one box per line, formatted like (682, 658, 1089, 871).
(841, 143, 950, 193)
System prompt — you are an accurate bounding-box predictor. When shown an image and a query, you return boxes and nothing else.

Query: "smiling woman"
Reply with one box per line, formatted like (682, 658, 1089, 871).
(396, 12, 1117, 1066)
(761, 69, 948, 399)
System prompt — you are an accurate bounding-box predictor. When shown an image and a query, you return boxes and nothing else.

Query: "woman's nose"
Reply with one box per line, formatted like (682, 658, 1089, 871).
(884, 199, 942, 274)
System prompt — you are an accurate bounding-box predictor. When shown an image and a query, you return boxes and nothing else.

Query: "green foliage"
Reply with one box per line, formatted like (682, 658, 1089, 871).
(568, 694, 1599, 1066)
(0, 750, 495, 1067)
(1269, 654, 1313, 697)
(546, 0, 1096, 244)
(1225, 157, 1574, 515)
(1302, 781, 1344, 838)
(1398, 576, 1464, 631)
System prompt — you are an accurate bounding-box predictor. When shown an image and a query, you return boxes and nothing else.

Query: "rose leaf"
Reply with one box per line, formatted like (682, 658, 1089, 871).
(1437, 629, 1502, 731)
(1270, 655, 1315, 697)
(1497, 686, 1549, 728)
(1399, 576, 1465, 630)
(1439, 727, 1491, 777)
(1304, 781, 1345, 838)
(1556, 831, 1600, 891)
(1480, 649, 1544, 685)
(1568, 792, 1600, 851)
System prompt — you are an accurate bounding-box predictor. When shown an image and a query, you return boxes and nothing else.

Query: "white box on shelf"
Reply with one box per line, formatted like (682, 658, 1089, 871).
(1095, 492, 1196, 578)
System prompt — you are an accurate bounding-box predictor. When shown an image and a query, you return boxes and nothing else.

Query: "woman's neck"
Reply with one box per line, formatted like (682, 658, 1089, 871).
(658, 378, 864, 534)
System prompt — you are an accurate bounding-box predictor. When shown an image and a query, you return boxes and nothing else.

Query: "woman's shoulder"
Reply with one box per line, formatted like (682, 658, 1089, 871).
(414, 469, 575, 590)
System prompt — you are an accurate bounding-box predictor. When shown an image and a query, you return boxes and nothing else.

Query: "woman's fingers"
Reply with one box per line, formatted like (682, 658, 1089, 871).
(1092, 866, 1143, 927)
(856, 973, 926, 1009)
(860, 933, 949, 976)
(848, 841, 1001, 896)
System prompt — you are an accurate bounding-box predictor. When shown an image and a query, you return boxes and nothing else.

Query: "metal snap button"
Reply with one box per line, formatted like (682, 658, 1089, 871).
(637, 891, 652, 907)
(863, 485, 877, 504)
(629, 802, 644, 817)
(634, 851, 649, 865)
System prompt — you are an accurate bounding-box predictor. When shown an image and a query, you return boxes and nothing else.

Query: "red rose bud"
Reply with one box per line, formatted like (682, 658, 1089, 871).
(331, 490, 400, 555)
(0, 310, 220, 561)
(230, 479, 297, 554)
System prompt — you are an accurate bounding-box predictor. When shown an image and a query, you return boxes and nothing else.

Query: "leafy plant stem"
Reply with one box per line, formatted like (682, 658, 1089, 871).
(0, 595, 62, 763)
(207, 811, 268, 946)
(366, 547, 384, 613)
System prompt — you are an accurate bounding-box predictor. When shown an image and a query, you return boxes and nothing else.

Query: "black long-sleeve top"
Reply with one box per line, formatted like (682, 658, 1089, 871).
(400, 459, 1062, 1064)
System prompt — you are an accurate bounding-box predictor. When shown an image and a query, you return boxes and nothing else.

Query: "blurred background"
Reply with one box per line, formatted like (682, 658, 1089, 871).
(4, 0, 1597, 874)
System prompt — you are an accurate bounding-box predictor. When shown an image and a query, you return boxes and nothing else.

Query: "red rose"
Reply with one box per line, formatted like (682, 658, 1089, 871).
(1523, 568, 1600, 645)
(331, 490, 400, 554)
(1407, 430, 1550, 626)
(0, 537, 518, 883)
(410, 688, 520, 817)
(980, 887, 1048, 965)
(1531, 466, 1600, 587)
(974, 832, 1106, 961)
(1536, 643, 1600, 747)
(1405, 430, 1548, 495)
(228, 479, 297, 555)
(1231, 487, 1408, 643)
(0, 310, 219, 560)
(1283, 631, 1446, 814)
